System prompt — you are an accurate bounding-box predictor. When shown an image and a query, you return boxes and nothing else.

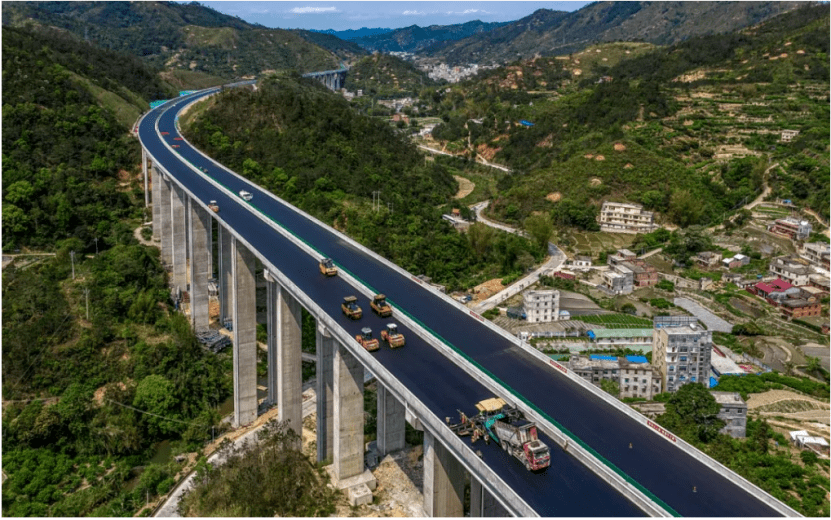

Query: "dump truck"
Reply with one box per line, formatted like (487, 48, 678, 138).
(355, 327, 380, 352)
(208, 200, 220, 213)
(447, 397, 550, 472)
(341, 296, 362, 320)
(371, 294, 392, 317)
(380, 323, 405, 348)
(319, 258, 338, 277)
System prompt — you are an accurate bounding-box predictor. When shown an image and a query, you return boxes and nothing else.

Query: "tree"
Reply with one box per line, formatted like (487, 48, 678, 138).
(800, 449, 818, 466)
(805, 356, 822, 376)
(657, 383, 724, 443)
(523, 213, 553, 253)
(600, 379, 620, 397)
(668, 189, 703, 227)
(133, 374, 180, 437)
(467, 223, 496, 257)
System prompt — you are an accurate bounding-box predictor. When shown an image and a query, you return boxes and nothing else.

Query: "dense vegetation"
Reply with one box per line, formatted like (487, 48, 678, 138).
(1, 26, 171, 251)
(183, 75, 543, 289)
(2, 26, 231, 517)
(178, 421, 338, 516)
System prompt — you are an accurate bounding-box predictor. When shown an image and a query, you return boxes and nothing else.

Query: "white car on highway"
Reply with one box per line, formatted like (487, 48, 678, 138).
(239, 190, 253, 201)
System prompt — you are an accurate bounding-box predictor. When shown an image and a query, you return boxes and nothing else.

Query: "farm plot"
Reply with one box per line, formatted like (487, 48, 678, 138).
(565, 231, 634, 256)
(574, 313, 653, 328)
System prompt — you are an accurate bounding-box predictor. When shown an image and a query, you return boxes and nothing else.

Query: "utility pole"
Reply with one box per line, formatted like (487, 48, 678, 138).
(372, 190, 381, 212)
(70, 250, 76, 280)
(85, 287, 90, 321)
(94, 237, 99, 255)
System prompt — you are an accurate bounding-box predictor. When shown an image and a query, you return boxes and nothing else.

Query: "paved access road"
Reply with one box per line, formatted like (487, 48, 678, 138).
(143, 88, 787, 517)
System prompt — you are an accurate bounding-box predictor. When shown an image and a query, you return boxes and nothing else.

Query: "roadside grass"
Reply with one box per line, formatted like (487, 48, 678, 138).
(573, 313, 653, 328)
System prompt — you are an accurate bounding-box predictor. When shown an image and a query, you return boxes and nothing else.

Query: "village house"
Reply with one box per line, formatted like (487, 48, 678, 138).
(695, 251, 723, 268)
(799, 242, 831, 270)
(770, 256, 814, 286)
(768, 217, 812, 241)
(598, 202, 658, 234)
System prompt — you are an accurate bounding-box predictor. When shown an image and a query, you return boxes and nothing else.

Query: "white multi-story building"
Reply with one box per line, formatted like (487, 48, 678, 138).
(598, 202, 658, 234)
(653, 325, 713, 393)
(770, 256, 814, 286)
(619, 359, 662, 400)
(523, 289, 560, 323)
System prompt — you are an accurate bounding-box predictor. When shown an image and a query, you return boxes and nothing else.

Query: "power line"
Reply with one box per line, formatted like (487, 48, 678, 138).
(105, 398, 202, 426)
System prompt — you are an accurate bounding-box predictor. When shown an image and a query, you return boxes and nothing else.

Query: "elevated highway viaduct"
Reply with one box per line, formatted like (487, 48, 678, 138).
(139, 84, 798, 517)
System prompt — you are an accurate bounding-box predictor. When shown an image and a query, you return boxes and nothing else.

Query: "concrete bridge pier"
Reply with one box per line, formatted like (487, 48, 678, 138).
(376, 385, 406, 456)
(333, 342, 365, 481)
(232, 236, 258, 426)
(218, 225, 234, 323)
(159, 174, 173, 266)
(316, 324, 335, 463)
(151, 165, 161, 243)
(470, 477, 509, 517)
(264, 272, 303, 442)
(170, 183, 188, 291)
(188, 199, 211, 331)
(142, 148, 149, 208)
(423, 431, 465, 517)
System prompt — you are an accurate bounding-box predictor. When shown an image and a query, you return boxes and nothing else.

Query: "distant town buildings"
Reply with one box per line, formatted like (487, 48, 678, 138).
(711, 391, 747, 438)
(790, 430, 830, 456)
(569, 355, 661, 400)
(602, 249, 658, 292)
(523, 289, 560, 323)
(570, 255, 592, 270)
(598, 202, 658, 234)
(695, 251, 723, 268)
(768, 217, 812, 241)
(653, 325, 713, 393)
(721, 253, 750, 270)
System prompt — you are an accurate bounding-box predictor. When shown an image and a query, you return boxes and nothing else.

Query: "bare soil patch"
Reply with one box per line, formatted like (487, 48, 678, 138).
(546, 192, 562, 203)
(452, 175, 475, 200)
(624, 163, 634, 169)
(590, 177, 603, 186)
(594, 155, 605, 161)
(613, 143, 626, 151)
(473, 278, 505, 301)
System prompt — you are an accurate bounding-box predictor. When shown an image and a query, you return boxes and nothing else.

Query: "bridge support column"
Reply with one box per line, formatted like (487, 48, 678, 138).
(218, 225, 234, 324)
(470, 477, 509, 517)
(188, 199, 211, 331)
(159, 174, 172, 266)
(377, 385, 406, 456)
(151, 165, 161, 243)
(265, 273, 302, 441)
(423, 431, 464, 517)
(170, 183, 188, 291)
(333, 342, 364, 481)
(232, 237, 257, 426)
(316, 324, 335, 463)
(142, 148, 149, 208)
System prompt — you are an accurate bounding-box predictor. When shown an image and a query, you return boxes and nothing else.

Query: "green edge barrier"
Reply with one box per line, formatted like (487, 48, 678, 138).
(176, 146, 682, 518)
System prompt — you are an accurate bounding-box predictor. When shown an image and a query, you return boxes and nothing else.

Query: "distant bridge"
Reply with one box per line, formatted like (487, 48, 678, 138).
(302, 67, 348, 91)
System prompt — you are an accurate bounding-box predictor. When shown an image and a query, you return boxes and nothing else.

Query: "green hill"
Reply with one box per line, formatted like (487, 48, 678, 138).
(2, 1, 346, 77)
(427, 4, 830, 226)
(344, 53, 436, 97)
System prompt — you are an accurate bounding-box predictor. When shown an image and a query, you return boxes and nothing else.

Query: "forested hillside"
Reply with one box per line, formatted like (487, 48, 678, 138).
(183, 75, 543, 289)
(2, 1, 348, 77)
(426, 4, 829, 226)
(429, 1, 800, 65)
(2, 25, 231, 517)
(344, 53, 436, 97)
(2, 26, 173, 251)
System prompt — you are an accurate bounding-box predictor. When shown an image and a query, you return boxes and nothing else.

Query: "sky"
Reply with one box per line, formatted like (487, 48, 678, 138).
(198, 1, 591, 31)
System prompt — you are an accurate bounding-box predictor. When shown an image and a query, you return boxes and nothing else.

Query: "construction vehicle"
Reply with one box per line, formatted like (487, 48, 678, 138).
(447, 397, 550, 472)
(355, 327, 380, 352)
(371, 294, 392, 317)
(341, 296, 362, 320)
(319, 258, 338, 277)
(208, 200, 220, 212)
(380, 323, 405, 348)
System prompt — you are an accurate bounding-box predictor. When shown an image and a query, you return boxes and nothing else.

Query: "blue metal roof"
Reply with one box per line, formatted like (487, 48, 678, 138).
(625, 355, 648, 364)
(589, 354, 618, 361)
(709, 377, 718, 388)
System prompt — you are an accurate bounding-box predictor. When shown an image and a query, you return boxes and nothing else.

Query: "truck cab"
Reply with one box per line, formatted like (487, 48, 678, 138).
(208, 200, 220, 213)
(355, 327, 380, 352)
(319, 258, 337, 277)
(341, 296, 362, 320)
(371, 294, 392, 317)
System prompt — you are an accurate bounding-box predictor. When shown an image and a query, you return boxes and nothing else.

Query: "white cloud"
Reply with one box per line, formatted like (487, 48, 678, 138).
(446, 9, 490, 15)
(402, 10, 425, 16)
(290, 7, 338, 14)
